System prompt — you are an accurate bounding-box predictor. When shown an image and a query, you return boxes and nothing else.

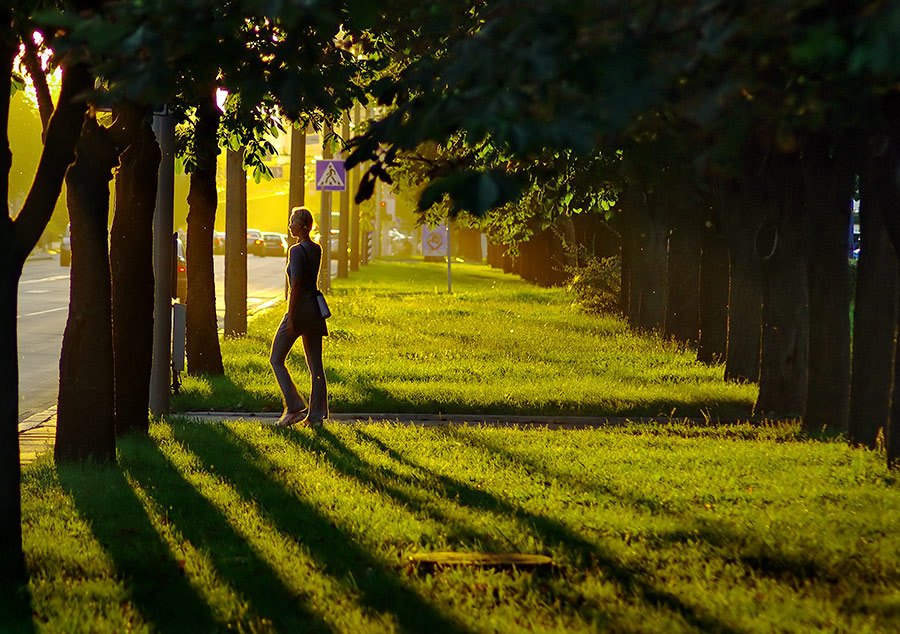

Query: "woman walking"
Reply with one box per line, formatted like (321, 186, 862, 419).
(271, 206, 328, 426)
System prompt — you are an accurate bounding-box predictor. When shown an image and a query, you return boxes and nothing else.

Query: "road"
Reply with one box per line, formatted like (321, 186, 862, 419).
(17, 251, 299, 422)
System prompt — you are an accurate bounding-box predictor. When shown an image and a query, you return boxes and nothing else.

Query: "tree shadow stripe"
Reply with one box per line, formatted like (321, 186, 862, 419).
(57, 458, 221, 634)
(118, 434, 334, 633)
(171, 421, 473, 634)
(350, 426, 743, 634)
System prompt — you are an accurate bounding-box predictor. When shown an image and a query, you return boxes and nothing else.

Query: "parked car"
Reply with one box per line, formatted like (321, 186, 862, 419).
(213, 231, 226, 255)
(60, 224, 71, 266)
(247, 229, 264, 256)
(261, 232, 288, 257)
(329, 230, 340, 259)
(174, 235, 187, 303)
(388, 228, 414, 256)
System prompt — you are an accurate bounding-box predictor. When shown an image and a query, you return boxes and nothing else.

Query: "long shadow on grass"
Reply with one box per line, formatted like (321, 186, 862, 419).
(350, 428, 742, 634)
(0, 581, 36, 634)
(436, 426, 892, 590)
(57, 457, 220, 634)
(259, 424, 737, 632)
(171, 422, 472, 634)
(267, 422, 516, 551)
(116, 436, 334, 633)
(172, 371, 279, 413)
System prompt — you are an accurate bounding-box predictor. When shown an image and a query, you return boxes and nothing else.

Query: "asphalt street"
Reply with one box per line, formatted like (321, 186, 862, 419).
(17, 251, 299, 422)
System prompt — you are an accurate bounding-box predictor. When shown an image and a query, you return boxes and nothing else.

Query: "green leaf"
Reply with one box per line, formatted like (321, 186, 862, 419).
(10, 73, 26, 97)
(348, 0, 378, 30)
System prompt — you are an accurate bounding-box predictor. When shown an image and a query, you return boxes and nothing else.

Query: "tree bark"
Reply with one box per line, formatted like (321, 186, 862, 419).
(110, 105, 160, 436)
(849, 156, 899, 447)
(616, 215, 637, 321)
(1, 55, 88, 583)
(56, 117, 119, 463)
(186, 89, 224, 375)
(802, 141, 853, 434)
(613, 189, 668, 331)
(21, 38, 53, 135)
(723, 242, 762, 382)
(665, 219, 701, 345)
(457, 227, 484, 262)
(714, 179, 764, 384)
(487, 242, 503, 268)
(697, 221, 729, 364)
(867, 125, 900, 466)
(754, 159, 809, 417)
(635, 202, 668, 332)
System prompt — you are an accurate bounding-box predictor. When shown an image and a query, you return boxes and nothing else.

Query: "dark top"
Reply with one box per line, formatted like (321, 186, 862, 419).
(287, 240, 328, 337)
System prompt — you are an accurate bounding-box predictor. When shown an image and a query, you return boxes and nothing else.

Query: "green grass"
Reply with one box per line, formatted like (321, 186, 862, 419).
(14, 419, 900, 633)
(173, 261, 757, 417)
(15, 260, 893, 632)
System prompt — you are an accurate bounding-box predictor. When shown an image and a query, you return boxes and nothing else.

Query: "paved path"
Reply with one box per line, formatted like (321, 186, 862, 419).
(18, 406, 58, 466)
(18, 407, 761, 467)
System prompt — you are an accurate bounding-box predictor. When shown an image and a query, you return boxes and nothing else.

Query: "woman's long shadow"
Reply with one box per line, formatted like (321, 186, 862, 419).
(347, 426, 741, 634)
(171, 422, 472, 634)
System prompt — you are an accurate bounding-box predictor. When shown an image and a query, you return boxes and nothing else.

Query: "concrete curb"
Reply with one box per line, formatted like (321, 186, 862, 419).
(174, 411, 775, 429)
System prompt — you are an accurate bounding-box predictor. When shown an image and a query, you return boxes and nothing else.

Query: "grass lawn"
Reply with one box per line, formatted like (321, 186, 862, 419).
(173, 260, 758, 418)
(12, 260, 899, 632)
(14, 420, 900, 633)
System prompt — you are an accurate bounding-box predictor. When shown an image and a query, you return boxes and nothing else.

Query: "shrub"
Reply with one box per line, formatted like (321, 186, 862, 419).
(566, 254, 621, 315)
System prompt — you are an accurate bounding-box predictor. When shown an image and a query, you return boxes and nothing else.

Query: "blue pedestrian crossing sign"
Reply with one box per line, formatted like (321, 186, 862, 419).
(315, 159, 346, 191)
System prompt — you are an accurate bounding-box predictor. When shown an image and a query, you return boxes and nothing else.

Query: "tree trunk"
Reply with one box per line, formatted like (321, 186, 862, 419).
(754, 164, 809, 417)
(56, 118, 119, 462)
(487, 242, 503, 268)
(715, 180, 764, 383)
(723, 243, 762, 382)
(457, 227, 484, 262)
(867, 128, 900, 466)
(615, 215, 636, 321)
(635, 208, 668, 332)
(0, 53, 88, 583)
(110, 105, 160, 436)
(665, 219, 700, 345)
(697, 223, 729, 364)
(849, 157, 899, 447)
(890, 325, 900, 468)
(186, 88, 224, 375)
(0, 32, 18, 584)
(802, 143, 853, 434)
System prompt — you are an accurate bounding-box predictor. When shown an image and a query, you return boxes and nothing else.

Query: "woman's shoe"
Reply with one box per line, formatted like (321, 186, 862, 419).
(276, 410, 305, 427)
(299, 415, 326, 428)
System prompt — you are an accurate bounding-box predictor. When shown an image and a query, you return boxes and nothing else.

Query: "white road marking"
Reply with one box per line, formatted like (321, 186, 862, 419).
(18, 306, 68, 318)
(20, 274, 70, 285)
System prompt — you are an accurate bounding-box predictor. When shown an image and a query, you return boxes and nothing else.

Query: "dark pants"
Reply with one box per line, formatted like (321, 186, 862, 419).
(270, 314, 328, 418)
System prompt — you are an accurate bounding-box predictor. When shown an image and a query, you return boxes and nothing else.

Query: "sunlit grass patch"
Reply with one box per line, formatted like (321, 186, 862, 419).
(18, 419, 900, 633)
(174, 260, 757, 417)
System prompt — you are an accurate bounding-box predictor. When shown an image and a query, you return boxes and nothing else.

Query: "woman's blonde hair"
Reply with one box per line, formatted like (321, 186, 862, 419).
(291, 206, 313, 229)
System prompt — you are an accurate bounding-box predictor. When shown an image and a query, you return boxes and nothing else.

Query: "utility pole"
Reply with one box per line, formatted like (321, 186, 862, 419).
(319, 122, 332, 293)
(350, 104, 361, 272)
(337, 112, 350, 278)
(224, 148, 247, 336)
(149, 111, 175, 416)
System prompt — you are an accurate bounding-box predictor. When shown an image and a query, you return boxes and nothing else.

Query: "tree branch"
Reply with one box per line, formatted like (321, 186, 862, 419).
(21, 34, 54, 138)
(13, 62, 90, 266)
